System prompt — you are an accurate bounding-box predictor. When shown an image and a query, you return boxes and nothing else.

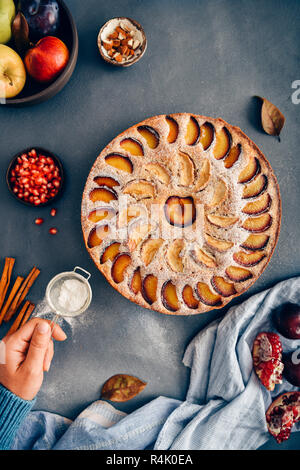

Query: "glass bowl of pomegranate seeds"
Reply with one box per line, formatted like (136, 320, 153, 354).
(6, 148, 64, 207)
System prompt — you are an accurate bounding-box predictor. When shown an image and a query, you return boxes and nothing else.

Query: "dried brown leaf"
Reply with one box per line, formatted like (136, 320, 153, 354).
(258, 96, 285, 140)
(101, 374, 147, 402)
(12, 12, 30, 56)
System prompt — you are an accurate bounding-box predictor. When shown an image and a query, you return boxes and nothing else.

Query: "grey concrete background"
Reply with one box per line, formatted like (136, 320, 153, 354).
(0, 0, 299, 450)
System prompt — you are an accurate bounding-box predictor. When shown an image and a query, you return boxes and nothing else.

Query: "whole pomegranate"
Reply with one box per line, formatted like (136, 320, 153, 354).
(273, 303, 300, 340)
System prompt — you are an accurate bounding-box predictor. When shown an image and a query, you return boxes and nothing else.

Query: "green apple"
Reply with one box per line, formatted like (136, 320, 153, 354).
(0, 44, 26, 98)
(0, 0, 16, 44)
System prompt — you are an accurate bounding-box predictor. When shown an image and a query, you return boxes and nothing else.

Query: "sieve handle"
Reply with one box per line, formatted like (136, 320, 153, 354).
(50, 313, 60, 335)
(73, 266, 91, 281)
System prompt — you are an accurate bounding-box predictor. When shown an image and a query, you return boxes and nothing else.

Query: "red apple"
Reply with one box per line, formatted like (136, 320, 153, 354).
(25, 36, 69, 84)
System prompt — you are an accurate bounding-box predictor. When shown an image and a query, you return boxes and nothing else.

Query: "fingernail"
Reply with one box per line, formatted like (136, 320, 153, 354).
(38, 322, 50, 334)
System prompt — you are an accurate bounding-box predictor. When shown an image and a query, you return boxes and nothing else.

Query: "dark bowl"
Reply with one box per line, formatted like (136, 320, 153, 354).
(1, 0, 78, 106)
(98, 17, 147, 67)
(6, 147, 64, 207)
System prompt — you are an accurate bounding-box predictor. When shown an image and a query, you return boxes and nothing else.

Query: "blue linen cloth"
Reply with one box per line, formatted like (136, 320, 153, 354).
(0, 385, 35, 450)
(11, 277, 300, 450)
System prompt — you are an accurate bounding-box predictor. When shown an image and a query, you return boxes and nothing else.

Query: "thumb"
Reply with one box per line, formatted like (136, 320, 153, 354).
(25, 321, 51, 373)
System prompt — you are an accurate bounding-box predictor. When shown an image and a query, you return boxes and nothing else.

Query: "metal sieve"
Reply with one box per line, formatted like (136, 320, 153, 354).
(45, 267, 92, 330)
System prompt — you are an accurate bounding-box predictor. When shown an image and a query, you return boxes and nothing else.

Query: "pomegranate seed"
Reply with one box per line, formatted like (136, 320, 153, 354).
(49, 227, 58, 235)
(35, 218, 44, 225)
(50, 208, 57, 217)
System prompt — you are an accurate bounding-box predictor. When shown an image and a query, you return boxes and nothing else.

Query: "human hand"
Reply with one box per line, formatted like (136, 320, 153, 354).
(0, 318, 67, 401)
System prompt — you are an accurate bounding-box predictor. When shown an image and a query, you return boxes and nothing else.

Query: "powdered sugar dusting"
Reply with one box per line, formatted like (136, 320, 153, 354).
(33, 297, 94, 336)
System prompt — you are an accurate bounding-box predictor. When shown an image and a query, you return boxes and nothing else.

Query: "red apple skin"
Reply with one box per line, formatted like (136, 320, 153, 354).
(25, 36, 69, 84)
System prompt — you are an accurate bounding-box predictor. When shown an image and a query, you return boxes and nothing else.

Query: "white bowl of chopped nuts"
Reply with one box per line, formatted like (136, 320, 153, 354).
(97, 17, 147, 67)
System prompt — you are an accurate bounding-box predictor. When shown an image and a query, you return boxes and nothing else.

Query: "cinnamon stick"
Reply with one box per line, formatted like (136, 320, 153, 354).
(20, 302, 35, 327)
(0, 258, 15, 310)
(4, 267, 40, 322)
(0, 276, 24, 326)
(7, 301, 31, 336)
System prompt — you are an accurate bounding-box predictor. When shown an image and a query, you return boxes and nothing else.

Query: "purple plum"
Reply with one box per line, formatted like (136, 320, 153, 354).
(283, 349, 300, 387)
(18, 0, 60, 39)
(273, 303, 300, 339)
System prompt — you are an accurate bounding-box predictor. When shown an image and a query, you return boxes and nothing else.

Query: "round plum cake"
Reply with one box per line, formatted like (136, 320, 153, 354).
(81, 114, 281, 315)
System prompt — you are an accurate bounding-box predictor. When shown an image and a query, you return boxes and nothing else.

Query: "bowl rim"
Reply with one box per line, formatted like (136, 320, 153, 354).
(45, 269, 92, 317)
(98, 16, 147, 68)
(6, 146, 64, 207)
(2, 0, 78, 106)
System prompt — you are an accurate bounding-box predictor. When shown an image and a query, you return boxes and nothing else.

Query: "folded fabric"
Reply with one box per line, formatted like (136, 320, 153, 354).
(12, 277, 300, 450)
